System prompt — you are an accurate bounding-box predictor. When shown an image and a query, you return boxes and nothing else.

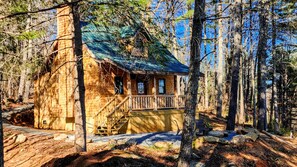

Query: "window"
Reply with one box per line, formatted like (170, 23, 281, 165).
(137, 81, 145, 95)
(135, 37, 144, 52)
(158, 79, 166, 94)
(131, 34, 148, 57)
(114, 77, 124, 94)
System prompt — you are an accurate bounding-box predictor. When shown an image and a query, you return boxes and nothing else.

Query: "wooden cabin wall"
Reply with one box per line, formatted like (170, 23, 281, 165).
(119, 109, 200, 134)
(34, 6, 76, 131)
(83, 50, 101, 133)
(34, 5, 129, 133)
(33, 43, 76, 131)
(84, 55, 129, 133)
(131, 75, 175, 95)
(35, 47, 131, 133)
(150, 75, 175, 95)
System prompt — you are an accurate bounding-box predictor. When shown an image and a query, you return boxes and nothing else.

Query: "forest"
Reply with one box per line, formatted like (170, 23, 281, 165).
(0, 0, 297, 167)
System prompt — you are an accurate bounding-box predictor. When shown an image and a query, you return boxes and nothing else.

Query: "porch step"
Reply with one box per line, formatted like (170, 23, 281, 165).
(95, 117, 129, 136)
(97, 127, 119, 136)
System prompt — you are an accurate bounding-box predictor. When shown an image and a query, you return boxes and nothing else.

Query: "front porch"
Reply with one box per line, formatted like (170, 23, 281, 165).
(94, 94, 186, 134)
(126, 72, 186, 110)
(93, 73, 187, 135)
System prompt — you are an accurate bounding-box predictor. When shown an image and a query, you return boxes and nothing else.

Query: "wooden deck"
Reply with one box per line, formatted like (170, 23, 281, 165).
(93, 95, 186, 135)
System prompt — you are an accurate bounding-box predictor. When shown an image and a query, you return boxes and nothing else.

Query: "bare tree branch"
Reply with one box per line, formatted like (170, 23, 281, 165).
(0, 0, 119, 20)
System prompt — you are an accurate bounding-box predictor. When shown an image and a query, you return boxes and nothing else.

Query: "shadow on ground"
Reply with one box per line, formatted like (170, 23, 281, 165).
(42, 147, 172, 167)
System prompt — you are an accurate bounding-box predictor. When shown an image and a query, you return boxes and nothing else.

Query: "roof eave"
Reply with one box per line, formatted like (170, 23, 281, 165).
(95, 58, 189, 76)
(130, 70, 188, 76)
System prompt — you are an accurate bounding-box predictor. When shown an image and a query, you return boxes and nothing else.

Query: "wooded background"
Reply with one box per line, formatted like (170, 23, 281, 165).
(0, 0, 296, 166)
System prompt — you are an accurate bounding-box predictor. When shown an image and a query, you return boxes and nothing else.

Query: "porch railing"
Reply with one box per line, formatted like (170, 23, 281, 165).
(157, 95, 175, 109)
(106, 96, 129, 135)
(132, 95, 154, 110)
(93, 97, 117, 132)
(131, 95, 186, 110)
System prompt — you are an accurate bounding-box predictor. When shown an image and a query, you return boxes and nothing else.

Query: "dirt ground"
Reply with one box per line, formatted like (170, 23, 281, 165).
(194, 135, 297, 167)
(3, 111, 297, 167)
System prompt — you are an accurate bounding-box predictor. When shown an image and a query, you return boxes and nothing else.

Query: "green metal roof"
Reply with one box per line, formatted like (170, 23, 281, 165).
(81, 22, 189, 75)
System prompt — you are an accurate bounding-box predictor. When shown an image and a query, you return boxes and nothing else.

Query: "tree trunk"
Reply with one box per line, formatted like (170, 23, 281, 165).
(23, 38, 32, 101)
(279, 52, 284, 127)
(178, 0, 205, 166)
(72, 2, 87, 152)
(226, 0, 242, 131)
(204, 22, 209, 109)
(172, 23, 182, 96)
(18, 2, 31, 98)
(213, 2, 218, 114)
(225, 0, 233, 110)
(253, 56, 258, 127)
(204, 62, 209, 109)
(18, 41, 28, 97)
(257, 0, 269, 131)
(248, 0, 254, 126)
(165, 1, 172, 47)
(0, 73, 4, 167)
(7, 71, 13, 98)
(238, 51, 245, 124)
(271, 0, 279, 133)
(216, 0, 224, 117)
(282, 64, 288, 127)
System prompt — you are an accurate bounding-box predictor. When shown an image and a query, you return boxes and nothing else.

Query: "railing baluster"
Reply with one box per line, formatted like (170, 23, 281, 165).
(93, 97, 118, 133)
(130, 95, 184, 110)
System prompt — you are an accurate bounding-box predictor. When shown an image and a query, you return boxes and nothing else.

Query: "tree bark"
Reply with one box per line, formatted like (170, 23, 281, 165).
(253, 56, 257, 127)
(256, 0, 269, 131)
(23, 38, 32, 101)
(238, 51, 245, 124)
(18, 2, 31, 98)
(7, 71, 13, 98)
(204, 62, 209, 109)
(279, 52, 284, 127)
(271, 0, 279, 133)
(72, 2, 87, 152)
(172, 23, 182, 97)
(282, 62, 288, 127)
(18, 43, 28, 97)
(0, 73, 4, 167)
(216, 0, 224, 117)
(204, 22, 209, 109)
(178, 0, 205, 166)
(213, 1, 218, 113)
(225, 0, 232, 110)
(226, 0, 242, 131)
(248, 0, 256, 127)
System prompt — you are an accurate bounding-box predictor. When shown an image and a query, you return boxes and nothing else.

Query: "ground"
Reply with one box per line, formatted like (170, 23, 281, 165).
(2, 106, 297, 167)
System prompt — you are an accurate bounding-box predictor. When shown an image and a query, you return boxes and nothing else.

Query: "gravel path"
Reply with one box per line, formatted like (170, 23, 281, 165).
(4, 123, 182, 147)
(88, 131, 181, 147)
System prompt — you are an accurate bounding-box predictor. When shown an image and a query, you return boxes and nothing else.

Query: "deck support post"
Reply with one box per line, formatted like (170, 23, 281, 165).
(153, 76, 157, 111)
(128, 73, 132, 111)
(107, 120, 111, 136)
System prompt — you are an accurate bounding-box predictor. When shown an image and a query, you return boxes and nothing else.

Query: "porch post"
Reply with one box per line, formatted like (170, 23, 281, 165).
(153, 76, 157, 111)
(177, 75, 181, 95)
(127, 73, 132, 111)
(175, 75, 180, 109)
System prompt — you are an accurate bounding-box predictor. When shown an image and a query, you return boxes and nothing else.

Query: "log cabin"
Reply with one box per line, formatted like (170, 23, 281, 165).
(34, 5, 197, 135)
